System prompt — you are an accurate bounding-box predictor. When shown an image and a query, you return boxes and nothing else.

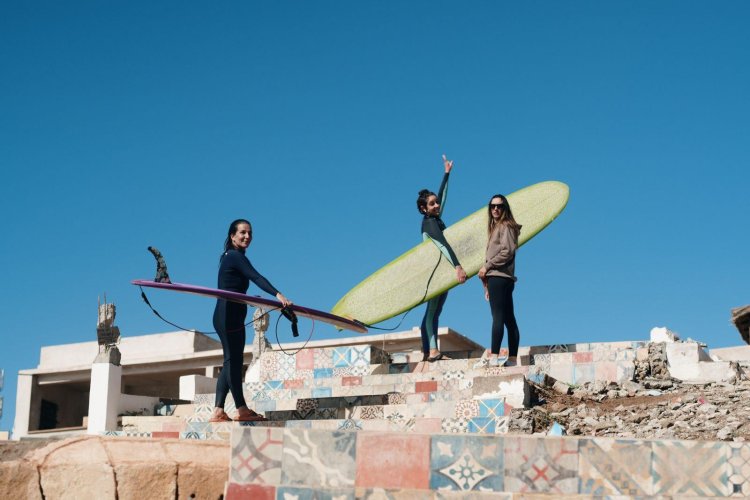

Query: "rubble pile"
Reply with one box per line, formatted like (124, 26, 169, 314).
(510, 376, 750, 442)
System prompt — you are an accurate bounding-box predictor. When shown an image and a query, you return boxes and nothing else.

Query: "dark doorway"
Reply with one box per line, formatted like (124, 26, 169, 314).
(39, 399, 58, 430)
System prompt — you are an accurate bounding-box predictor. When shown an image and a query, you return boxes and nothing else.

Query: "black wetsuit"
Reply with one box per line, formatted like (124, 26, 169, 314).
(420, 172, 461, 355)
(213, 249, 279, 410)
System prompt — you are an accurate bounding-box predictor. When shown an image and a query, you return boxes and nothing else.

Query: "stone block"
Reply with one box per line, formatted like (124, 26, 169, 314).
(179, 374, 216, 401)
(669, 360, 738, 384)
(666, 342, 712, 365)
(471, 374, 530, 409)
(0, 459, 42, 500)
(547, 362, 573, 385)
(651, 326, 680, 343)
(114, 463, 177, 500)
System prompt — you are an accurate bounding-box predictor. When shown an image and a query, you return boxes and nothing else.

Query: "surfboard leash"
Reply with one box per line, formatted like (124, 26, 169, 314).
(354, 250, 444, 333)
(137, 285, 278, 336)
(273, 313, 316, 357)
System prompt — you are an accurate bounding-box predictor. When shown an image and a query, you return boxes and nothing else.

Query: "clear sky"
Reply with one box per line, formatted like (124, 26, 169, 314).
(1, 2, 748, 433)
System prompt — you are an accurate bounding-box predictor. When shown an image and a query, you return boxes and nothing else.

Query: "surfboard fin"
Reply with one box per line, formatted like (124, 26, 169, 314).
(147, 246, 172, 284)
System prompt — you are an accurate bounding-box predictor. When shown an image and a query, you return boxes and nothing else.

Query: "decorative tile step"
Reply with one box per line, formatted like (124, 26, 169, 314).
(256, 345, 389, 382)
(227, 426, 748, 497)
(350, 396, 513, 422)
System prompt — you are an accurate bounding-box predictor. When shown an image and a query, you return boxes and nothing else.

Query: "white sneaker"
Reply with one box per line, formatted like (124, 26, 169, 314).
(472, 357, 489, 369)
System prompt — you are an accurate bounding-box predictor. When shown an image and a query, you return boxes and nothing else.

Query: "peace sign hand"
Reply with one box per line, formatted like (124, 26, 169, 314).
(442, 154, 453, 173)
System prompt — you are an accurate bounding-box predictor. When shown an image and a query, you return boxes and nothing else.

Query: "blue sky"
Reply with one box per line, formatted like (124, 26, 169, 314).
(1, 2, 748, 433)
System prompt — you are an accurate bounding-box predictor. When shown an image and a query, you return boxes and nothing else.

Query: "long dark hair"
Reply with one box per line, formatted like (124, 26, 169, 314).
(487, 194, 521, 238)
(221, 218, 252, 260)
(416, 189, 436, 214)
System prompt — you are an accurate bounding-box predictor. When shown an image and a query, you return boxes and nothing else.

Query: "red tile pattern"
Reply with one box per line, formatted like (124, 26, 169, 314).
(356, 433, 430, 489)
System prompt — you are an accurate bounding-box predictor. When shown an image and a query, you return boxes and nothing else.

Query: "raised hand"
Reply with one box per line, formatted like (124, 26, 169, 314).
(442, 154, 453, 173)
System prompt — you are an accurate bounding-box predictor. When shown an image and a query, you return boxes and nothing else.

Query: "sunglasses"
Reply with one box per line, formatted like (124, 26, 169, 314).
(489, 203, 504, 210)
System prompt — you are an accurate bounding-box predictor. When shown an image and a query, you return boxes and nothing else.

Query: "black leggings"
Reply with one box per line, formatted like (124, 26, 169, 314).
(213, 301, 247, 409)
(487, 276, 520, 357)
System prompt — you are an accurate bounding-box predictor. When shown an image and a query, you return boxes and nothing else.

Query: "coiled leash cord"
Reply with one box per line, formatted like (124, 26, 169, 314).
(354, 251, 444, 332)
(138, 286, 314, 353)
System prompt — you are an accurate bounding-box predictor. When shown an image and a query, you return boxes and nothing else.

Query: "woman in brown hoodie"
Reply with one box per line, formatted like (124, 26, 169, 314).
(477, 194, 522, 367)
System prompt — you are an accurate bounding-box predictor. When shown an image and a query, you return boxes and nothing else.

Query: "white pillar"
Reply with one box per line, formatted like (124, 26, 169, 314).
(87, 362, 122, 434)
(12, 374, 35, 439)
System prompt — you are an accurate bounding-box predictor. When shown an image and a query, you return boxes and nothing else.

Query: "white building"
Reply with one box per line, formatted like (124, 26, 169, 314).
(13, 327, 481, 439)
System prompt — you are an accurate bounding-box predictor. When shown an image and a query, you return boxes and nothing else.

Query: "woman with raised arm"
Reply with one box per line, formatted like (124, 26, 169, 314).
(416, 155, 467, 362)
(209, 219, 291, 422)
(477, 194, 522, 368)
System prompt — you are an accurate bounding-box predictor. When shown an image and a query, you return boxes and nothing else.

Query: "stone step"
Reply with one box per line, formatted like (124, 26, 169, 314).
(225, 426, 747, 498)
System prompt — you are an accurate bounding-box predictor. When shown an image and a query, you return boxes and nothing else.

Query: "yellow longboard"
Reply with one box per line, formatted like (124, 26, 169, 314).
(332, 180, 569, 326)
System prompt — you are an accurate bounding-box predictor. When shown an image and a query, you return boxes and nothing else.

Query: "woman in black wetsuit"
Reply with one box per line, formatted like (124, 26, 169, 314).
(416, 155, 467, 362)
(209, 219, 291, 422)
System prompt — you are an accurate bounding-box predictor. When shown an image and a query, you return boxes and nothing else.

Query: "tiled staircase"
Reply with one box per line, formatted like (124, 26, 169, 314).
(105, 339, 750, 497)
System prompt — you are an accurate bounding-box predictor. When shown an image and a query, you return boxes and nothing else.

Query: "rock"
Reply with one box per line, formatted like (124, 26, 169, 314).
(552, 380, 572, 395)
(718, 427, 735, 440)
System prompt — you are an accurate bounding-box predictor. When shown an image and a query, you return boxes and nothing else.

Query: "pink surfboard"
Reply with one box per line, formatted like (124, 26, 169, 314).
(132, 280, 368, 334)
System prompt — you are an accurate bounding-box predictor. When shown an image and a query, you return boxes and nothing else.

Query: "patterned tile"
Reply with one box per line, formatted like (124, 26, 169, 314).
(313, 387, 332, 398)
(277, 352, 297, 379)
(251, 390, 272, 402)
(349, 364, 369, 376)
(443, 370, 465, 381)
(297, 398, 320, 413)
(356, 433, 430, 489)
(225, 483, 275, 500)
(467, 417, 496, 434)
(578, 438, 653, 496)
(442, 418, 469, 434)
(727, 442, 750, 497)
(430, 435, 504, 491)
(275, 486, 355, 499)
(314, 348, 333, 369)
(337, 419, 363, 431)
(503, 436, 578, 494)
(181, 431, 206, 439)
(260, 352, 280, 381)
(358, 406, 384, 420)
(495, 417, 509, 434)
(349, 346, 372, 366)
(186, 421, 211, 434)
(533, 353, 551, 371)
(616, 361, 635, 381)
(281, 429, 357, 488)
(333, 347, 351, 368)
(315, 368, 334, 379)
(652, 440, 729, 497)
(296, 348, 315, 370)
(548, 344, 568, 354)
(477, 399, 505, 419)
(572, 363, 595, 385)
(573, 352, 593, 363)
(193, 393, 214, 405)
(388, 393, 406, 404)
(230, 427, 283, 485)
(454, 400, 479, 419)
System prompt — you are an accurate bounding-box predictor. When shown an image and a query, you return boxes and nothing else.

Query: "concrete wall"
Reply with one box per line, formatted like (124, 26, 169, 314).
(39, 331, 221, 369)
